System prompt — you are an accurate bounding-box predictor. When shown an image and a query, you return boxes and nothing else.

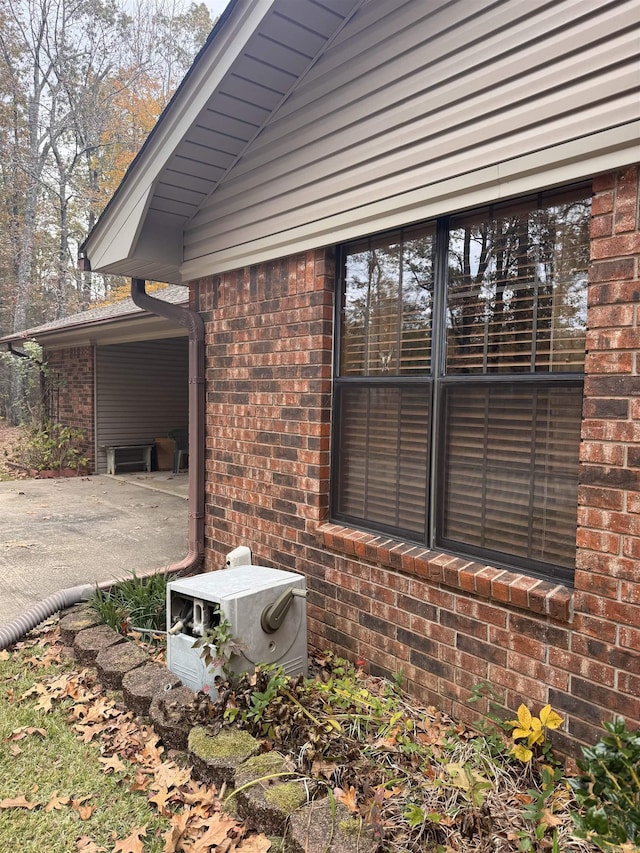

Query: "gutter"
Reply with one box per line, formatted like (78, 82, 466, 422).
(6, 342, 40, 362)
(131, 278, 206, 574)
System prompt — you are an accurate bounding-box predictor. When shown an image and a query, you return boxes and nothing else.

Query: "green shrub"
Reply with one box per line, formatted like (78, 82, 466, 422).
(570, 717, 640, 850)
(12, 420, 89, 472)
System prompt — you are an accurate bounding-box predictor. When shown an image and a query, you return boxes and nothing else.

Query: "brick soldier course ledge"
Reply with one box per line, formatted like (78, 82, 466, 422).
(317, 523, 574, 623)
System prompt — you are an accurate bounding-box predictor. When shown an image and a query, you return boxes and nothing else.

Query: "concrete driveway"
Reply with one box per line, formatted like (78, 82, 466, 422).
(0, 473, 188, 626)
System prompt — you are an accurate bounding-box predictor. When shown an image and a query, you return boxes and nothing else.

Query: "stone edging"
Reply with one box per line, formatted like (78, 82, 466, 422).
(59, 607, 377, 853)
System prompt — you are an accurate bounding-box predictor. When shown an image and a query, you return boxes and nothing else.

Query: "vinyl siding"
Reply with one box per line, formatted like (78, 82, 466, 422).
(182, 0, 639, 277)
(95, 338, 189, 473)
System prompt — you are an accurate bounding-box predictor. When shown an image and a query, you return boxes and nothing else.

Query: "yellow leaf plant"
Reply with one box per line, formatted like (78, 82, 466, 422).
(507, 703, 564, 763)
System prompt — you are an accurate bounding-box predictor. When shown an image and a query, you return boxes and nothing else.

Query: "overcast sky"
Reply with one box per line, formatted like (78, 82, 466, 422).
(207, 0, 230, 19)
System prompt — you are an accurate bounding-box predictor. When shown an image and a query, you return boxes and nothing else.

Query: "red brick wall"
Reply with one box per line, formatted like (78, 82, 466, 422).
(196, 253, 333, 568)
(195, 168, 640, 755)
(45, 345, 95, 469)
(572, 165, 640, 743)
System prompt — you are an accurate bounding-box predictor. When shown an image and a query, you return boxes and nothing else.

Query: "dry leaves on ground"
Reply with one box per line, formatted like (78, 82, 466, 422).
(3, 625, 272, 852)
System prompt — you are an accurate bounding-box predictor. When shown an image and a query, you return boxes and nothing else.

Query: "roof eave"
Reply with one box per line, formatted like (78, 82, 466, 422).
(82, 0, 272, 277)
(2, 310, 188, 350)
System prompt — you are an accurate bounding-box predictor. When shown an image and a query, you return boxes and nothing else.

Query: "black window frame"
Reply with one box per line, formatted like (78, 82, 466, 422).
(331, 186, 590, 587)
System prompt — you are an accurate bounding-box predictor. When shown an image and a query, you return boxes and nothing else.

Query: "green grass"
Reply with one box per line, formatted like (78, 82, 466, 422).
(0, 636, 170, 852)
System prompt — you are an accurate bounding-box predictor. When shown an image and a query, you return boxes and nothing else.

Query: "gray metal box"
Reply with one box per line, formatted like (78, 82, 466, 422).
(166, 565, 307, 693)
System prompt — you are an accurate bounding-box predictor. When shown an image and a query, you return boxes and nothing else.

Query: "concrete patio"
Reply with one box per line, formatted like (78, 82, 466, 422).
(0, 472, 189, 626)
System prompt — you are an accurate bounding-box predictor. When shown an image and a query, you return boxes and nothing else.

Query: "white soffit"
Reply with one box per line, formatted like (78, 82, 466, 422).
(85, 0, 363, 282)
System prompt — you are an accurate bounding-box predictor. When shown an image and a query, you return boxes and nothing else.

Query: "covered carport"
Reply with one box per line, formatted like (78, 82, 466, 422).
(94, 336, 188, 474)
(1, 286, 190, 474)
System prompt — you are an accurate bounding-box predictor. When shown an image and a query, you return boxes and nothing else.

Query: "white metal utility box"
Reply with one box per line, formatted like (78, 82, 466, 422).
(166, 565, 307, 693)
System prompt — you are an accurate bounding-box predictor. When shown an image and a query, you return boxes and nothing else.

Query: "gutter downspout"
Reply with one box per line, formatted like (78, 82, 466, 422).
(131, 278, 206, 574)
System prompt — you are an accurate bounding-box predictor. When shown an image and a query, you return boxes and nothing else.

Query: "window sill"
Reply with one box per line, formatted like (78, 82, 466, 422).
(317, 523, 573, 623)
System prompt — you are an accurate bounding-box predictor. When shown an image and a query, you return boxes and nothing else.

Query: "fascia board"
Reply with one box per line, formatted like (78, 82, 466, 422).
(85, 0, 277, 273)
(43, 324, 188, 350)
(86, 183, 154, 272)
(2, 305, 188, 349)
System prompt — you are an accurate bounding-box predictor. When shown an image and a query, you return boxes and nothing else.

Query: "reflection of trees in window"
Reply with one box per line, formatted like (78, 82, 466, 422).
(334, 185, 590, 581)
(341, 227, 434, 375)
(447, 193, 590, 374)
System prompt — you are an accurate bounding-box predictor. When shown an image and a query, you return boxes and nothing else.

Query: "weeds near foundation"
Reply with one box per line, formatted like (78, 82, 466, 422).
(192, 606, 246, 680)
(10, 420, 89, 473)
(569, 717, 640, 850)
(189, 653, 599, 853)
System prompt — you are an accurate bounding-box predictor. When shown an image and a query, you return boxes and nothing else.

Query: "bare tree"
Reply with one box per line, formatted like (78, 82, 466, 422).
(0, 0, 212, 421)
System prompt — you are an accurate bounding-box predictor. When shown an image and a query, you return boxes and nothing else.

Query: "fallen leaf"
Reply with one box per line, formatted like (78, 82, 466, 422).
(237, 833, 272, 852)
(35, 693, 53, 712)
(6, 726, 47, 742)
(184, 813, 237, 851)
(76, 836, 107, 852)
(48, 673, 75, 693)
(0, 794, 39, 810)
(310, 759, 338, 778)
(180, 780, 220, 807)
(112, 825, 147, 853)
(79, 696, 118, 723)
(540, 808, 564, 828)
(74, 722, 109, 743)
(129, 771, 152, 792)
(148, 785, 172, 814)
(514, 792, 535, 805)
(334, 785, 358, 813)
(69, 794, 96, 820)
(162, 811, 192, 853)
(153, 760, 191, 790)
(137, 735, 164, 765)
(0, 649, 10, 661)
(44, 790, 71, 812)
(78, 807, 96, 820)
(98, 754, 127, 774)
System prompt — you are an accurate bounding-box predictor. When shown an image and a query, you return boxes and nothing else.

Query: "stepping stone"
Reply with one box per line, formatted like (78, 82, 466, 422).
(149, 685, 196, 750)
(287, 798, 377, 853)
(188, 726, 260, 786)
(59, 608, 101, 645)
(233, 751, 308, 836)
(95, 641, 149, 689)
(73, 625, 125, 663)
(122, 664, 182, 716)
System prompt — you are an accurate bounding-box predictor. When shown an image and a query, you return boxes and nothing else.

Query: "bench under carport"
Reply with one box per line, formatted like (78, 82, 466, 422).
(103, 443, 154, 475)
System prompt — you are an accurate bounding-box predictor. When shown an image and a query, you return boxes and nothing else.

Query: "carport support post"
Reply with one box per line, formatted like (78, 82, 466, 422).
(130, 279, 205, 573)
